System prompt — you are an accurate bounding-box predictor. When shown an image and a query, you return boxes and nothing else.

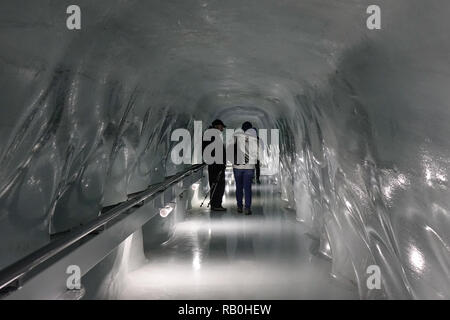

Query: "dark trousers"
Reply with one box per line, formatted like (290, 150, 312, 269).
(255, 160, 261, 181)
(233, 169, 254, 209)
(208, 164, 225, 207)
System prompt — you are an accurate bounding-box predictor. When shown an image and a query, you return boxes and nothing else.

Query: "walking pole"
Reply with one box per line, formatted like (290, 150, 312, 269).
(207, 169, 224, 208)
(200, 181, 215, 208)
(199, 190, 210, 208)
(207, 169, 223, 208)
(200, 169, 223, 208)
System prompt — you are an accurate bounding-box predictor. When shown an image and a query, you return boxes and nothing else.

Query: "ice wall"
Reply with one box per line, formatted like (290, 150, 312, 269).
(277, 2, 450, 298)
(299, 6, 450, 299)
(0, 0, 449, 298)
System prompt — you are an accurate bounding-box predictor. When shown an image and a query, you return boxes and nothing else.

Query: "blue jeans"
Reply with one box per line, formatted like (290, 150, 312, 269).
(233, 169, 254, 209)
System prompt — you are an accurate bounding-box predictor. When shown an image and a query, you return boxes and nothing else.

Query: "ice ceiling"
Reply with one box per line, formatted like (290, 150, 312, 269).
(0, 0, 449, 299)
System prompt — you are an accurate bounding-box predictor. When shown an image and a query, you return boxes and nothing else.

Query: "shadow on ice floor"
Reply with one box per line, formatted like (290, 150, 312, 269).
(119, 176, 358, 299)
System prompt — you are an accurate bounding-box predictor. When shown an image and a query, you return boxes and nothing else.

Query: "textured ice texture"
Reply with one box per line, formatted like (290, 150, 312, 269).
(0, 0, 449, 298)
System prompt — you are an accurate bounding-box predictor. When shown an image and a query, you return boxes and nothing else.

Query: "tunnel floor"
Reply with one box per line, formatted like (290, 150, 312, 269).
(119, 175, 358, 299)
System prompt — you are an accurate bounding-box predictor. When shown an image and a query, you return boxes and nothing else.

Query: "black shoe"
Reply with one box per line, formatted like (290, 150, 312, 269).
(211, 206, 226, 211)
(237, 207, 243, 213)
(245, 208, 252, 215)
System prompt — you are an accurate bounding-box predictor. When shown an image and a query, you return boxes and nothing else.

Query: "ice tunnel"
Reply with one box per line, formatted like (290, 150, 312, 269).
(0, 0, 449, 300)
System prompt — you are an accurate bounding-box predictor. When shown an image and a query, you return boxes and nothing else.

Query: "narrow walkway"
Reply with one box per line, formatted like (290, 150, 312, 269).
(120, 175, 358, 299)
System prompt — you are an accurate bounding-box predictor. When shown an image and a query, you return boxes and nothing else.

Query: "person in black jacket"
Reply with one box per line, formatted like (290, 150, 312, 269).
(202, 119, 227, 211)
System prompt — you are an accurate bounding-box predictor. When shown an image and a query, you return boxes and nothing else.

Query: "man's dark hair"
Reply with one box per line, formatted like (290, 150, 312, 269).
(242, 121, 253, 132)
(212, 119, 226, 127)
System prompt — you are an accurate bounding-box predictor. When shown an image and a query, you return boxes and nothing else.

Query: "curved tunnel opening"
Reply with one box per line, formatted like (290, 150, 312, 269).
(0, 0, 449, 300)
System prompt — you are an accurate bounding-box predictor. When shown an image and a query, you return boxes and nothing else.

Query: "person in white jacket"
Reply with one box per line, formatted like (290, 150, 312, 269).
(229, 122, 259, 215)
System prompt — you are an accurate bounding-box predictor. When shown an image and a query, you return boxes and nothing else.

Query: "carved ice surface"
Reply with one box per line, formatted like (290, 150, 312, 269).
(0, 0, 449, 299)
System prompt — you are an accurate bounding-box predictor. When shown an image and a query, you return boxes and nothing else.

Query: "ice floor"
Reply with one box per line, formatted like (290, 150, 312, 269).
(119, 177, 358, 300)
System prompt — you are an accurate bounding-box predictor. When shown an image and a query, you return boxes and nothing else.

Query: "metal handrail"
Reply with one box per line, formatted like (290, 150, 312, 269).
(0, 164, 205, 292)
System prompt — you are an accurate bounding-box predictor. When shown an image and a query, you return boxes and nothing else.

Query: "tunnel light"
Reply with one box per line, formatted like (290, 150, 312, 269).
(192, 183, 200, 191)
(192, 251, 201, 271)
(160, 203, 175, 218)
(408, 246, 425, 273)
